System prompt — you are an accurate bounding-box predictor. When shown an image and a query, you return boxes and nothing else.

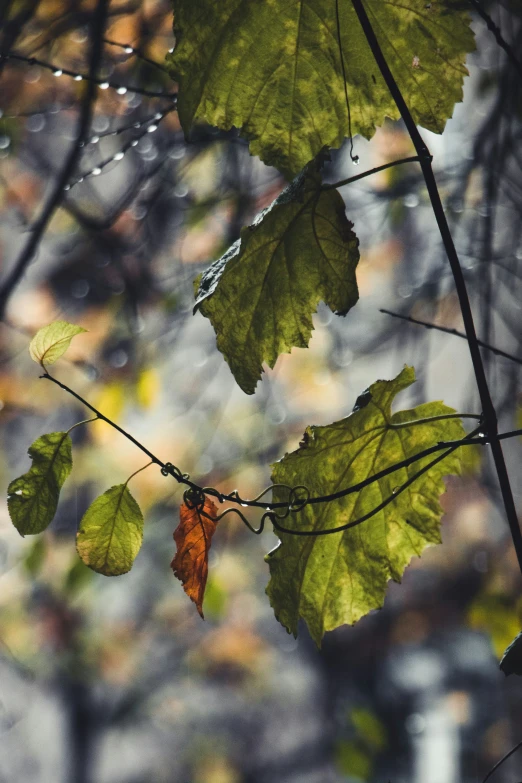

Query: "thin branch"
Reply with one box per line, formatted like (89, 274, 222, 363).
(271, 429, 481, 537)
(41, 372, 170, 478)
(470, 0, 522, 79)
(0, 0, 110, 320)
(125, 461, 154, 486)
(4, 51, 177, 99)
(322, 156, 420, 190)
(40, 366, 522, 540)
(65, 106, 175, 191)
(380, 309, 522, 366)
(43, 369, 522, 525)
(482, 739, 522, 783)
(350, 0, 522, 575)
(104, 38, 170, 75)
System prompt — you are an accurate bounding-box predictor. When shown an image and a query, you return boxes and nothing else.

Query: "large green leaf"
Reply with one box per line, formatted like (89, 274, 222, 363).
(266, 366, 465, 645)
(168, 0, 475, 177)
(195, 161, 359, 394)
(8, 432, 73, 535)
(29, 320, 86, 367)
(76, 485, 144, 576)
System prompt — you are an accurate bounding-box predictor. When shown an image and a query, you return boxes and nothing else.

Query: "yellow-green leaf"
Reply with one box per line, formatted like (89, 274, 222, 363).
(8, 432, 73, 536)
(266, 367, 465, 645)
(76, 485, 144, 576)
(195, 160, 359, 394)
(168, 0, 475, 177)
(29, 320, 87, 367)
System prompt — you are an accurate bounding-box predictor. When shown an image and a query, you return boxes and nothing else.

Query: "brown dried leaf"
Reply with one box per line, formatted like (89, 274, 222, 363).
(171, 497, 219, 618)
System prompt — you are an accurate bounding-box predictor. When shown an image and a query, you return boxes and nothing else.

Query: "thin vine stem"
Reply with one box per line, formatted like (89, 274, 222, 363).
(380, 309, 522, 366)
(40, 369, 522, 540)
(350, 0, 522, 575)
(125, 461, 154, 486)
(322, 156, 420, 190)
(263, 428, 481, 538)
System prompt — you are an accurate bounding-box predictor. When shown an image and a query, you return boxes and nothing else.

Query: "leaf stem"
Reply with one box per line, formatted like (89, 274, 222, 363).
(322, 156, 420, 190)
(66, 416, 98, 435)
(380, 309, 522, 366)
(271, 429, 480, 537)
(350, 0, 522, 574)
(125, 461, 154, 486)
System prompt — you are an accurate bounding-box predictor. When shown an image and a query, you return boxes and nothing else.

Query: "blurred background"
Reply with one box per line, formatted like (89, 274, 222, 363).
(0, 1, 522, 781)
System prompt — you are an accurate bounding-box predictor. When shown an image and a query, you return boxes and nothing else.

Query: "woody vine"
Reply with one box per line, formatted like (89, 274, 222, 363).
(6, 0, 522, 665)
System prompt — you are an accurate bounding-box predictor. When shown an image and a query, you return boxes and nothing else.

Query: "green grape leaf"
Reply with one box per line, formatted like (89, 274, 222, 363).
(266, 366, 465, 646)
(195, 160, 359, 394)
(8, 432, 73, 536)
(29, 320, 87, 367)
(168, 0, 475, 177)
(76, 485, 144, 576)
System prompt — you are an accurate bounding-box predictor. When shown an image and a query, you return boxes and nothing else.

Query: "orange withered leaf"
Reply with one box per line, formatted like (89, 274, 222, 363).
(171, 497, 219, 618)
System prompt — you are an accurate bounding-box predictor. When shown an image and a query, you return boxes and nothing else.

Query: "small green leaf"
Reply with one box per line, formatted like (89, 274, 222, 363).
(76, 485, 144, 576)
(195, 159, 359, 394)
(29, 320, 87, 367)
(8, 432, 73, 536)
(168, 0, 475, 177)
(266, 367, 465, 645)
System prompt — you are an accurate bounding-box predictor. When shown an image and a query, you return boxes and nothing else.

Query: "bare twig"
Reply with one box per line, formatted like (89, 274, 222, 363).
(380, 309, 522, 366)
(4, 51, 177, 99)
(104, 38, 171, 75)
(470, 0, 522, 79)
(0, 0, 111, 320)
(322, 156, 420, 190)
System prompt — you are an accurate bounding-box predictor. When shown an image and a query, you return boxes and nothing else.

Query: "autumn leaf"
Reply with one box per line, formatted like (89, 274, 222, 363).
(172, 496, 219, 618)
